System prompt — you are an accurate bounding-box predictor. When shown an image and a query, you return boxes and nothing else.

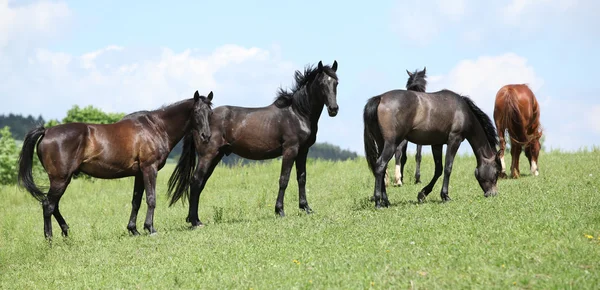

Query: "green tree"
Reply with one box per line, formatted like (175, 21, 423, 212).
(0, 126, 19, 185)
(62, 105, 125, 124)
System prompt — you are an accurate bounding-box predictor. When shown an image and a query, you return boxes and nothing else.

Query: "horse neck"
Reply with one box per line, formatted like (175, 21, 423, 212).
(466, 117, 496, 165)
(152, 99, 194, 148)
(294, 86, 325, 130)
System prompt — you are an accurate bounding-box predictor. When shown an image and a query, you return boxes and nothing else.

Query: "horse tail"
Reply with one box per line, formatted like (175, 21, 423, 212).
(167, 134, 197, 206)
(18, 126, 46, 202)
(363, 96, 383, 176)
(498, 86, 528, 146)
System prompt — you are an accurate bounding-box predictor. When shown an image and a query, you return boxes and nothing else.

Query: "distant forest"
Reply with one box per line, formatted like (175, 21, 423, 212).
(2, 113, 359, 164)
(0, 114, 45, 140)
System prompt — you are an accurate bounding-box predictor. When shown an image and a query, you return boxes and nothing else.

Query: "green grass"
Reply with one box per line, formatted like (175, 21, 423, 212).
(1, 150, 599, 289)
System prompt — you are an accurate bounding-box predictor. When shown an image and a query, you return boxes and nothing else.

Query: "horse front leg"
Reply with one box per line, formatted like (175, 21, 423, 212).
(295, 149, 313, 214)
(415, 144, 422, 184)
(440, 138, 461, 202)
(275, 147, 298, 217)
(126, 174, 145, 236)
(141, 166, 158, 235)
(417, 145, 443, 203)
(188, 152, 223, 228)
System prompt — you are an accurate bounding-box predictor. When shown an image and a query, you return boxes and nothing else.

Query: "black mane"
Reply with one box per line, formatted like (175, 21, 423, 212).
(406, 68, 427, 92)
(273, 64, 338, 113)
(460, 95, 499, 149)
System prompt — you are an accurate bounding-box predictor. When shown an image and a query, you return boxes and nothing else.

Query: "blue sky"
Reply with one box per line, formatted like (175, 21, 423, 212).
(1, 0, 599, 155)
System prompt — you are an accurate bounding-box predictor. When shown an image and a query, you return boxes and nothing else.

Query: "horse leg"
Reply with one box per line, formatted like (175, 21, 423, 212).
(43, 177, 71, 240)
(295, 149, 313, 214)
(414, 144, 422, 184)
(141, 166, 158, 234)
(275, 147, 298, 217)
(126, 174, 145, 235)
(440, 138, 461, 202)
(373, 141, 395, 208)
(497, 127, 508, 179)
(510, 144, 522, 179)
(188, 152, 223, 227)
(525, 143, 540, 176)
(417, 145, 443, 203)
(394, 140, 407, 186)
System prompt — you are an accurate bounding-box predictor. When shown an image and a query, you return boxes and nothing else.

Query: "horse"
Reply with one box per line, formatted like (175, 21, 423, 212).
(363, 89, 502, 207)
(387, 67, 428, 187)
(17, 91, 214, 239)
(494, 84, 542, 178)
(167, 61, 339, 227)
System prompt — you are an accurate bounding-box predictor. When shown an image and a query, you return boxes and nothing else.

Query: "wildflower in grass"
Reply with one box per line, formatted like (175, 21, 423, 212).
(501, 264, 505, 268)
(584, 234, 594, 239)
(370, 282, 375, 286)
(293, 259, 300, 265)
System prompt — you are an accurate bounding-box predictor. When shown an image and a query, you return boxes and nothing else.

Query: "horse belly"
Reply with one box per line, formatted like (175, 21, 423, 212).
(79, 158, 139, 179)
(406, 130, 448, 145)
(229, 139, 283, 160)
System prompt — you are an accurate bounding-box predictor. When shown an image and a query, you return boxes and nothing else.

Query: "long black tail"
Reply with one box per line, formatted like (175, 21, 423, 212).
(363, 96, 383, 176)
(167, 134, 197, 206)
(18, 126, 46, 202)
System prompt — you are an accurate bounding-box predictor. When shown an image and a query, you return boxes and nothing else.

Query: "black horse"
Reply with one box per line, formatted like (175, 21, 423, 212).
(363, 89, 501, 207)
(168, 61, 339, 227)
(389, 67, 428, 186)
(18, 91, 214, 239)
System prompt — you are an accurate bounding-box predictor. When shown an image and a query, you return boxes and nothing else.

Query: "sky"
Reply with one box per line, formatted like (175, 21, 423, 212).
(1, 0, 599, 155)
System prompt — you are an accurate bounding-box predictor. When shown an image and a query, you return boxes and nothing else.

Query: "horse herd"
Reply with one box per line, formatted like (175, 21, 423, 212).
(16, 60, 542, 239)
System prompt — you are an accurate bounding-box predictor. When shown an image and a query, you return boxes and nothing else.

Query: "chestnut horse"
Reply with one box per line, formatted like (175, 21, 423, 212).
(494, 84, 542, 178)
(364, 89, 501, 207)
(18, 91, 214, 239)
(168, 61, 339, 227)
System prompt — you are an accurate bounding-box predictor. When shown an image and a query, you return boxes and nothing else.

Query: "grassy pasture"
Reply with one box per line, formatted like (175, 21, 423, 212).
(1, 150, 599, 289)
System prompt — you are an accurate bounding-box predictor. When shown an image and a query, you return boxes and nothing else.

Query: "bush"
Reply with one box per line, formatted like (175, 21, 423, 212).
(0, 126, 19, 185)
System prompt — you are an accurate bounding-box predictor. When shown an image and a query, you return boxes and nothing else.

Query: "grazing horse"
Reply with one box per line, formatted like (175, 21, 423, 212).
(168, 61, 339, 227)
(363, 89, 501, 207)
(18, 91, 214, 239)
(494, 84, 542, 178)
(387, 67, 428, 186)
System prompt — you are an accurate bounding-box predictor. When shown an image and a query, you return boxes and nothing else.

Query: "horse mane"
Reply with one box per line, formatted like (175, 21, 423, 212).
(459, 94, 499, 149)
(273, 64, 338, 113)
(406, 68, 427, 92)
(122, 98, 212, 120)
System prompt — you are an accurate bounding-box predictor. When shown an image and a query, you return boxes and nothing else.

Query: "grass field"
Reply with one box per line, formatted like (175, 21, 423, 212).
(1, 149, 599, 289)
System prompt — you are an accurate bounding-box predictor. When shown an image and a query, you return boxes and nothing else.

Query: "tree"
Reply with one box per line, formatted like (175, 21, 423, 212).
(0, 126, 19, 185)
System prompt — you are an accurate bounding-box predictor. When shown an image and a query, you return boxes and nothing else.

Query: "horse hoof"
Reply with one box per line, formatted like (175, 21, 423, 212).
(499, 172, 508, 179)
(129, 229, 141, 236)
(442, 197, 452, 203)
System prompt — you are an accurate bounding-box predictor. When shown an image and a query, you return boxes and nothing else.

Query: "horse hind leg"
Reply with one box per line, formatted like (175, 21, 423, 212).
(126, 174, 144, 235)
(394, 140, 407, 186)
(510, 144, 522, 179)
(373, 141, 396, 208)
(43, 177, 72, 239)
(417, 145, 443, 203)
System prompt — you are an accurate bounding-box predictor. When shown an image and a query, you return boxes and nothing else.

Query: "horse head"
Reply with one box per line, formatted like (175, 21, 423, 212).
(192, 90, 214, 143)
(312, 60, 339, 117)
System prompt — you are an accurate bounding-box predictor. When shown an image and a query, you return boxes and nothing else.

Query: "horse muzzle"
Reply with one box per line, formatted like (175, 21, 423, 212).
(327, 105, 339, 117)
(200, 133, 211, 143)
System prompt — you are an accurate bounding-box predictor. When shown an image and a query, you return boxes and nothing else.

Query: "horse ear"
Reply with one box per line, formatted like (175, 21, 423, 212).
(332, 60, 338, 72)
(207, 91, 213, 101)
(318, 61, 323, 70)
(406, 69, 413, 77)
(194, 90, 200, 102)
(423, 67, 427, 74)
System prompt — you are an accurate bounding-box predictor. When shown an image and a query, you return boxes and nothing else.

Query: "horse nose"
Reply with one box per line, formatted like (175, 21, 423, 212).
(201, 133, 211, 143)
(328, 105, 339, 116)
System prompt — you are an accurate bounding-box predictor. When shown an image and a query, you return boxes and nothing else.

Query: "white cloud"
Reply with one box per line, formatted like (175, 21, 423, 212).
(438, 0, 466, 19)
(0, 0, 70, 50)
(3, 44, 296, 120)
(502, 0, 577, 25)
(428, 53, 543, 116)
(588, 105, 600, 134)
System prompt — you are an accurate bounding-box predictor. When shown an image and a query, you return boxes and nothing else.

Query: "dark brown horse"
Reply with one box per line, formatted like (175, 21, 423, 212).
(388, 67, 428, 186)
(18, 91, 214, 239)
(168, 61, 339, 227)
(364, 89, 501, 207)
(494, 84, 542, 178)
